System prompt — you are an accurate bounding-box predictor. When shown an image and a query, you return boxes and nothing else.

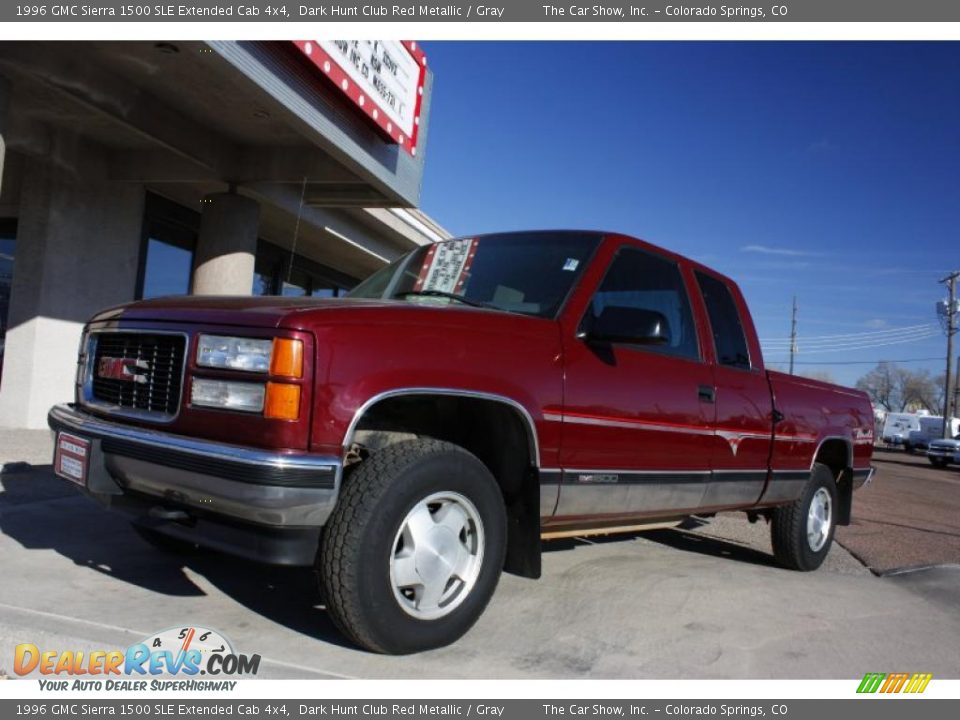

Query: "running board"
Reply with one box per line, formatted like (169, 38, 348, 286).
(541, 519, 682, 541)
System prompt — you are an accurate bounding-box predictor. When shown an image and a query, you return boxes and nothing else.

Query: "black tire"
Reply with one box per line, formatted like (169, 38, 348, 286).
(903, 443, 915, 454)
(318, 439, 507, 654)
(929, 457, 948, 469)
(770, 463, 838, 571)
(131, 523, 201, 555)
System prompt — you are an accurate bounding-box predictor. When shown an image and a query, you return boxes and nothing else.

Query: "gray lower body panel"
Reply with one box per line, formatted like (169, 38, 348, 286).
(47, 403, 342, 565)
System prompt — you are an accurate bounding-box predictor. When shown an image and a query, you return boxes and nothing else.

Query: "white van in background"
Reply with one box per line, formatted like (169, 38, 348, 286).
(905, 416, 960, 453)
(881, 413, 922, 446)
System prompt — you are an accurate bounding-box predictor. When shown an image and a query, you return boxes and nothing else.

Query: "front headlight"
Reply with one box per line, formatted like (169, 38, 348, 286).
(197, 335, 272, 372)
(191, 379, 265, 413)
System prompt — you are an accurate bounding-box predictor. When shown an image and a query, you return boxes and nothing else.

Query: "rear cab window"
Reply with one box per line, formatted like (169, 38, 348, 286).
(695, 271, 752, 369)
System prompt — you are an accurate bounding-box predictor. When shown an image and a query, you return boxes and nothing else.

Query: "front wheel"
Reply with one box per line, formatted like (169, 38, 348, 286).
(318, 439, 506, 654)
(929, 457, 948, 468)
(770, 463, 837, 571)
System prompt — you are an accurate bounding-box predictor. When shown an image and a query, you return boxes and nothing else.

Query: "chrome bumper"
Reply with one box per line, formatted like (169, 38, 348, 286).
(47, 403, 341, 530)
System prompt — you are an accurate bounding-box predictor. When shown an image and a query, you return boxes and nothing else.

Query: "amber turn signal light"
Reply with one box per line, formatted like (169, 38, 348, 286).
(270, 338, 303, 378)
(264, 382, 301, 420)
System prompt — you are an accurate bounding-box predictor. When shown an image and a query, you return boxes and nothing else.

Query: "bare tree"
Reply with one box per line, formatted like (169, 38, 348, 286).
(856, 362, 941, 413)
(856, 362, 896, 411)
(898, 368, 939, 413)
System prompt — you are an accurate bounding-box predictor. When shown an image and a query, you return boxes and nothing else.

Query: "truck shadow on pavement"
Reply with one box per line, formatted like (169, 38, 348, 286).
(0, 466, 355, 650)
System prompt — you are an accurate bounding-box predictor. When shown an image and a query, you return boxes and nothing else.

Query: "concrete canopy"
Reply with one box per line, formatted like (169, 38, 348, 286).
(0, 41, 447, 428)
(0, 40, 439, 261)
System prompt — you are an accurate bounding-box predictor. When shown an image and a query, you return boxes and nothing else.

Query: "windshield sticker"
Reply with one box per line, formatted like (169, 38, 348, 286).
(414, 238, 479, 294)
(562, 258, 580, 272)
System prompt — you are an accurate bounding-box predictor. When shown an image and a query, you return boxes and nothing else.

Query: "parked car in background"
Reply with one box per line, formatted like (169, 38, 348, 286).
(927, 435, 960, 468)
(881, 412, 922, 446)
(905, 416, 960, 454)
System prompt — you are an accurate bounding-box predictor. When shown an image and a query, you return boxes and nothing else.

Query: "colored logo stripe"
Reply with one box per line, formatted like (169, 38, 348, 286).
(857, 672, 932, 694)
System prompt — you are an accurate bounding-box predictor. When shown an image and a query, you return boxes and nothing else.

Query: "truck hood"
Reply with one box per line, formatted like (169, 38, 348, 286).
(89, 295, 525, 330)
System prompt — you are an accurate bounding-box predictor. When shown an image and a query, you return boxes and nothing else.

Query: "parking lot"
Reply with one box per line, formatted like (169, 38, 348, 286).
(1, 432, 958, 679)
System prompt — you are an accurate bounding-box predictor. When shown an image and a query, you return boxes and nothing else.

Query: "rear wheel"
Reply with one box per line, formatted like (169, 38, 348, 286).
(318, 439, 506, 654)
(770, 463, 837, 571)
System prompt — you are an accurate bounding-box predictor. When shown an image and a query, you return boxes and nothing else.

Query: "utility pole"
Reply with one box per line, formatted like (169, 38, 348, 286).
(789, 296, 798, 375)
(954, 355, 960, 423)
(939, 271, 959, 438)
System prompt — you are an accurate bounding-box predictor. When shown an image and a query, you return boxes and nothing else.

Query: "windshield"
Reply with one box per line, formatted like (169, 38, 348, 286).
(348, 232, 602, 319)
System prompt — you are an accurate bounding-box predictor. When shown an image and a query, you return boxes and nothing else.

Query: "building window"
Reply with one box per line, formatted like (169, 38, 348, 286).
(141, 238, 194, 298)
(136, 194, 359, 300)
(137, 194, 199, 300)
(252, 240, 357, 297)
(0, 219, 17, 386)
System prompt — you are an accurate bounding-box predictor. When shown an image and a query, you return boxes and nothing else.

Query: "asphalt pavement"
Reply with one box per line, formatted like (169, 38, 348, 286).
(836, 447, 960, 572)
(1, 431, 958, 679)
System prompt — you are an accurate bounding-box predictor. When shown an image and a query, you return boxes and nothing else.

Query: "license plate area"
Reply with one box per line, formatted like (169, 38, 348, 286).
(54, 432, 91, 487)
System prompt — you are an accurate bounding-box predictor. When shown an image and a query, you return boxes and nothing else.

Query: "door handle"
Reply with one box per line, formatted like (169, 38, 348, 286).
(698, 385, 716, 403)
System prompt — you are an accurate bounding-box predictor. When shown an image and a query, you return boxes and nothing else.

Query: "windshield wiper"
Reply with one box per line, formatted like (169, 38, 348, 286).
(394, 290, 495, 310)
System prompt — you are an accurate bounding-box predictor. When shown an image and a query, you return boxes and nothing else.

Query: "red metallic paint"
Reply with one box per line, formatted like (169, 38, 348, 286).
(80, 233, 875, 517)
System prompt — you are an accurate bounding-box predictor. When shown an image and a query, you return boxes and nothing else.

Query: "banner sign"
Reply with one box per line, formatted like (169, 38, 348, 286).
(414, 238, 478, 294)
(293, 40, 427, 156)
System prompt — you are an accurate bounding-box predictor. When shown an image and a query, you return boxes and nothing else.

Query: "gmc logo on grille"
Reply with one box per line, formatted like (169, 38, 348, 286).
(97, 357, 150, 384)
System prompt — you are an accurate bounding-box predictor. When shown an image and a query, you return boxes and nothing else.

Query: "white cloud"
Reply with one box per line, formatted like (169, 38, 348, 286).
(740, 245, 818, 257)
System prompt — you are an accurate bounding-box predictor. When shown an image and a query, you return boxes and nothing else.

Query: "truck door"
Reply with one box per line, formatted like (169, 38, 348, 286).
(554, 244, 715, 522)
(693, 270, 773, 510)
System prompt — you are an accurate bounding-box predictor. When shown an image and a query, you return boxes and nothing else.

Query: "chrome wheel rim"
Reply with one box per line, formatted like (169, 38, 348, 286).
(390, 491, 485, 620)
(807, 487, 832, 552)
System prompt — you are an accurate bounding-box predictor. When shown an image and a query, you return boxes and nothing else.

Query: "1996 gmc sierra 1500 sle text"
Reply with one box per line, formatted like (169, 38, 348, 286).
(48, 231, 875, 654)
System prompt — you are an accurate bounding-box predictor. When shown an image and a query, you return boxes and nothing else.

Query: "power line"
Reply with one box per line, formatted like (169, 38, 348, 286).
(762, 335, 939, 352)
(761, 331, 941, 354)
(764, 356, 943, 366)
(761, 322, 938, 345)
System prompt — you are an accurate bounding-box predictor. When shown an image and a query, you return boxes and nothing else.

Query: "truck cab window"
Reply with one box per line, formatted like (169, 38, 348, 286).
(696, 271, 751, 369)
(588, 247, 699, 360)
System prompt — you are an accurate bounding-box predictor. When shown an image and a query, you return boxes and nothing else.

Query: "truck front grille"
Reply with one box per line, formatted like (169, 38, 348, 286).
(88, 332, 187, 419)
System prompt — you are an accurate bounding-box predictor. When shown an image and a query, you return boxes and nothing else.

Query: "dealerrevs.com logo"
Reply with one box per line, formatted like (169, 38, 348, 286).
(14, 626, 260, 691)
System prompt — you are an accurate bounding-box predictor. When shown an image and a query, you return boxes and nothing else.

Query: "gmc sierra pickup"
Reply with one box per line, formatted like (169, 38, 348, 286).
(49, 230, 875, 654)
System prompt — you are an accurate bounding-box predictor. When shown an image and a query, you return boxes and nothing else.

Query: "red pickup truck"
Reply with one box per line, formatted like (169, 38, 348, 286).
(49, 231, 875, 654)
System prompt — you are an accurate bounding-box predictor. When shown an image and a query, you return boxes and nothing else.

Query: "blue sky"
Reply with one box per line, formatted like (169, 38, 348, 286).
(417, 42, 958, 387)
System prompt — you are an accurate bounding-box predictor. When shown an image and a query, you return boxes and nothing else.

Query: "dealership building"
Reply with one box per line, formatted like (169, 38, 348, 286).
(0, 40, 446, 429)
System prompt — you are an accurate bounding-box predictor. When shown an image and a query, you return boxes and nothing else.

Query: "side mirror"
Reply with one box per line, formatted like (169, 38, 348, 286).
(580, 306, 671, 346)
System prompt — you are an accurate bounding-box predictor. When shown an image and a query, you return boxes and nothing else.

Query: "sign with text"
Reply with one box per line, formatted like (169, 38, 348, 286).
(414, 238, 479, 294)
(293, 40, 427, 156)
